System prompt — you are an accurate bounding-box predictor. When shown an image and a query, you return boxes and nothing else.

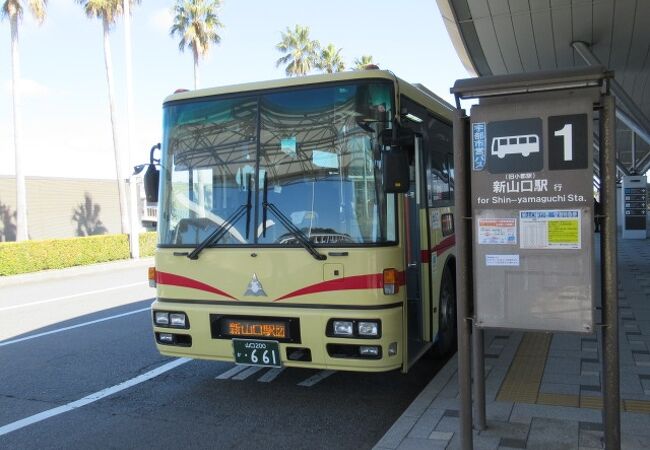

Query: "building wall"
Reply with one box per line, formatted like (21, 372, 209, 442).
(0, 176, 123, 241)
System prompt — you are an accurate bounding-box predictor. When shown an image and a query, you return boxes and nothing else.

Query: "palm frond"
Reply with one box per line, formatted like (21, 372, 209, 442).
(27, 0, 46, 24)
(2, 1, 24, 21)
(76, 0, 122, 26)
(170, 0, 223, 58)
(275, 24, 320, 77)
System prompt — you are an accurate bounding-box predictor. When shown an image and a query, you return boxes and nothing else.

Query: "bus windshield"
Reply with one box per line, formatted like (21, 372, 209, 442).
(158, 81, 397, 248)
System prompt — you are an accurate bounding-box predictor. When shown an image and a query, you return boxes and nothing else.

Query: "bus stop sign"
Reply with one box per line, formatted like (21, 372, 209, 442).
(470, 90, 598, 332)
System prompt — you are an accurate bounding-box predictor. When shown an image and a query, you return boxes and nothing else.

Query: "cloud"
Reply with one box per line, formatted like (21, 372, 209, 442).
(4, 79, 50, 98)
(150, 8, 173, 34)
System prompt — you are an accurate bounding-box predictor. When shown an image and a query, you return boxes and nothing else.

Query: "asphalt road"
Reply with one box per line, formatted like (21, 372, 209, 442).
(0, 262, 446, 449)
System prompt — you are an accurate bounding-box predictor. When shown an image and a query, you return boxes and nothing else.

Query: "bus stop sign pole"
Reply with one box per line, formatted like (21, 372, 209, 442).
(600, 92, 620, 450)
(451, 67, 619, 450)
(453, 108, 474, 450)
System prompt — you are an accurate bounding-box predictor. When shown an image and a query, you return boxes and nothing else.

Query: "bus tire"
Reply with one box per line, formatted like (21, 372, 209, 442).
(431, 266, 457, 358)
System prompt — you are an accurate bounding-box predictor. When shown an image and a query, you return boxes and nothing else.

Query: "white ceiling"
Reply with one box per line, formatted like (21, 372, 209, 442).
(437, 0, 650, 173)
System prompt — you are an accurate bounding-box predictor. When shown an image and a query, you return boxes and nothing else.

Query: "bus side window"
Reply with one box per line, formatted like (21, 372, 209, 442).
(446, 153, 454, 201)
(427, 152, 449, 204)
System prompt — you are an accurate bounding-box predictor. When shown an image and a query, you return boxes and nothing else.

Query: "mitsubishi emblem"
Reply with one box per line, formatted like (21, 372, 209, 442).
(244, 273, 267, 296)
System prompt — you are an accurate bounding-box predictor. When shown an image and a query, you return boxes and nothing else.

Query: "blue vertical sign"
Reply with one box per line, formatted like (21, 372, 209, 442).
(472, 122, 486, 171)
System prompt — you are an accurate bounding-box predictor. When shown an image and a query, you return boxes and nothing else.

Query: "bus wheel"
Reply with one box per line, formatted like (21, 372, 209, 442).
(431, 267, 457, 358)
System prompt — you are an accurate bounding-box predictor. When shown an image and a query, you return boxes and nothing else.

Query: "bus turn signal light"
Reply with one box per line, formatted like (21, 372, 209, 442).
(383, 269, 399, 295)
(148, 267, 157, 287)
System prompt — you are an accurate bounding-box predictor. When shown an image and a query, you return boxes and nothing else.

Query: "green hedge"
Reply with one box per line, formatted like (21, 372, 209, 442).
(0, 232, 157, 276)
(139, 231, 157, 257)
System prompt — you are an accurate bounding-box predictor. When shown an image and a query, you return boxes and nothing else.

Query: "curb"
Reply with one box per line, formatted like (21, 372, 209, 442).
(0, 257, 154, 287)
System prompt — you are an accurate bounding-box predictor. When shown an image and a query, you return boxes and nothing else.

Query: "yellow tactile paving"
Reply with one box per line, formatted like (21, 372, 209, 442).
(494, 333, 650, 414)
(537, 392, 579, 407)
(496, 332, 551, 403)
(624, 399, 650, 413)
(580, 395, 604, 409)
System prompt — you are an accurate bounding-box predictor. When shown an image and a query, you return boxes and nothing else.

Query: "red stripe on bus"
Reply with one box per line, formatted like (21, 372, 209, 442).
(432, 235, 455, 255)
(420, 235, 456, 264)
(275, 273, 389, 302)
(421, 250, 430, 263)
(156, 271, 237, 300)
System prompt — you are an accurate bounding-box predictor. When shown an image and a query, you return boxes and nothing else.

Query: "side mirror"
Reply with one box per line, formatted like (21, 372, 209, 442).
(143, 164, 160, 202)
(382, 149, 409, 193)
(143, 143, 161, 203)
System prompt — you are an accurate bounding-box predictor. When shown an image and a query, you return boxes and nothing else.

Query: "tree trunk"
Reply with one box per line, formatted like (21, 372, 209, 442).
(102, 17, 129, 234)
(123, 0, 140, 258)
(193, 48, 200, 89)
(10, 15, 28, 241)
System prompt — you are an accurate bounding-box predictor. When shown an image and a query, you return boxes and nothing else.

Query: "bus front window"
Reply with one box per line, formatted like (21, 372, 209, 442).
(159, 96, 258, 246)
(159, 81, 396, 248)
(258, 83, 395, 245)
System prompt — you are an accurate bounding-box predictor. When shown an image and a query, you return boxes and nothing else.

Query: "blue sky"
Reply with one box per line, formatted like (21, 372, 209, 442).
(0, 0, 470, 179)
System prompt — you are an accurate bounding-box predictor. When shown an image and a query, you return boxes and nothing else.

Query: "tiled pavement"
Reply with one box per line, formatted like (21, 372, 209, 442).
(375, 235, 650, 450)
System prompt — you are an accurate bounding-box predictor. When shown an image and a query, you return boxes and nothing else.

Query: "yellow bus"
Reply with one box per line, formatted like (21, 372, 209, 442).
(147, 70, 456, 373)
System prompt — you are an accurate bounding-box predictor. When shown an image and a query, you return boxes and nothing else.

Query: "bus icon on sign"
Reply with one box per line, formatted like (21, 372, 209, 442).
(491, 134, 540, 158)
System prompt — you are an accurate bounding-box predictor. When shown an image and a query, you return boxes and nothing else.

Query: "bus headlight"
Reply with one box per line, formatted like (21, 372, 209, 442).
(154, 311, 169, 326)
(158, 333, 174, 343)
(154, 311, 189, 329)
(358, 321, 379, 337)
(359, 346, 380, 357)
(169, 313, 187, 328)
(332, 320, 354, 336)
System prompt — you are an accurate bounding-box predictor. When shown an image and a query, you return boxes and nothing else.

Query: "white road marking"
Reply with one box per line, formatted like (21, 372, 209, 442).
(215, 365, 249, 380)
(232, 366, 264, 380)
(0, 282, 149, 312)
(0, 308, 151, 347)
(257, 368, 284, 383)
(0, 357, 191, 437)
(297, 370, 336, 387)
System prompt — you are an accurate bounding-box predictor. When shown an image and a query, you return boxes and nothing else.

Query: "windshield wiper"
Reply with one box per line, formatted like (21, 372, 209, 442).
(262, 173, 326, 261)
(187, 174, 252, 260)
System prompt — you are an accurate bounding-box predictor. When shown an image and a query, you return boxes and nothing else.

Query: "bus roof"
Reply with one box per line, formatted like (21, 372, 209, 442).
(164, 70, 454, 122)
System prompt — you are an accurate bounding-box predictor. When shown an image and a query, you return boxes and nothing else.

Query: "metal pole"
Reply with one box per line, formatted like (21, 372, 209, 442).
(593, 133, 630, 177)
(573, 41, 650, 149)
(472, 326, 486, 430)
(600, 93, 620, 450)
(637, 150, 650, 177)
(453, 108, 473, 449)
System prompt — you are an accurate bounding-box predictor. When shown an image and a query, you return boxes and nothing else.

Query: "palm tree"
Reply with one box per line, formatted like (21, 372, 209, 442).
(1, 0, 47, 241)
(317, 43, 345, 74)
(76, 0, 128, 235)
(170, 0, 224, 90)
(275, 25, 319, 77)
(353, 55, 377, 70)
(123, 0, 141, 258)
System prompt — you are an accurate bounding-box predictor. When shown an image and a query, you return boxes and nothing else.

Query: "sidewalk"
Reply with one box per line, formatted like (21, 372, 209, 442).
(375, 235, 650, 450)
(0, 257, 154, 287)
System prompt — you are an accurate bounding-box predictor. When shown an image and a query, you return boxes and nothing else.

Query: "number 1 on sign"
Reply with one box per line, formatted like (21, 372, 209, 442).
(554, 124, 573, 161)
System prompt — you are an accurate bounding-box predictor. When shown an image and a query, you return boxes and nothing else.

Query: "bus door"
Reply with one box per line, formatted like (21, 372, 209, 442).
(405, 135, 431, 367)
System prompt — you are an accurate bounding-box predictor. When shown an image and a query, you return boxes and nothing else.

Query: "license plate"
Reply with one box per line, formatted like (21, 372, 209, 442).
(233, 339, 282, 368)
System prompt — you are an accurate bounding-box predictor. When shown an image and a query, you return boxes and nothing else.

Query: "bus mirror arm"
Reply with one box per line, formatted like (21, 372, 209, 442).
(137, 143, 161, 203)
